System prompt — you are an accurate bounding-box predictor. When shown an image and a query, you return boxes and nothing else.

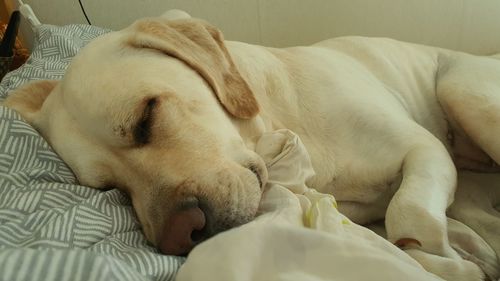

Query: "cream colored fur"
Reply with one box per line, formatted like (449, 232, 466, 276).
(3, 11, 500, 280)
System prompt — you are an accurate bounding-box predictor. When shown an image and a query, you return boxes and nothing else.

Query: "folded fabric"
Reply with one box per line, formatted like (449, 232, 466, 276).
(176, 129, 443, 281)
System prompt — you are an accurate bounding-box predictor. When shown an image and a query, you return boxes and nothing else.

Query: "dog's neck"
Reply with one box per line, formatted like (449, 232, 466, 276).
(226, 41, 340, 191)
(226, 41, 298, 148)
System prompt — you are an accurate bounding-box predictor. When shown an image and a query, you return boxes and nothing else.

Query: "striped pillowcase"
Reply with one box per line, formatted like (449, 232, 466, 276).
(0, 24, 183, 281)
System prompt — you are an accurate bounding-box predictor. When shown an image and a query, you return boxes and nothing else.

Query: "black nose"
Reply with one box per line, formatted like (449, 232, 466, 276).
(159, 202, 213, 255)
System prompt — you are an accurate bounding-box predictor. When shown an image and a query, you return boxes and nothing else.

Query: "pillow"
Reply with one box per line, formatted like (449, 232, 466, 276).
(0, 24, 183, 281)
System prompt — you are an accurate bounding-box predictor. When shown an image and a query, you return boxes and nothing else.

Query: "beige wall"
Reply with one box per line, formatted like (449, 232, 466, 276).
(4, 0, 500, 54)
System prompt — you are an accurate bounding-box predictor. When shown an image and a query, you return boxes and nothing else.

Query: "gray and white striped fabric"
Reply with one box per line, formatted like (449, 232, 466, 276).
(0, 24, 183, 281)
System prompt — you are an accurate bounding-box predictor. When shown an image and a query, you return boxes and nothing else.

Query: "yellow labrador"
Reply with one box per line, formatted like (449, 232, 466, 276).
(3, 11, 500, 280)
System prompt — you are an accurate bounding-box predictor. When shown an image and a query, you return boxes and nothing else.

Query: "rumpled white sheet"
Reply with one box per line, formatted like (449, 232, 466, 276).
(176, 129, 443, 281)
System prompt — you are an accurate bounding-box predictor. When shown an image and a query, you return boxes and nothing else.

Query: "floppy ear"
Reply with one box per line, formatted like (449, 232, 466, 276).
(2, 80, 58, 124)
(126, 17, 259, 119)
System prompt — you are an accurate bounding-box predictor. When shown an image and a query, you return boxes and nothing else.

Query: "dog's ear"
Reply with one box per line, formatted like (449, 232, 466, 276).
(126, 17, 259, 119)
(2, 80, 58, 124)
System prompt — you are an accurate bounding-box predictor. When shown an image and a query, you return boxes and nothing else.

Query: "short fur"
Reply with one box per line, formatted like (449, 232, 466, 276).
(4, 13, 500, 280)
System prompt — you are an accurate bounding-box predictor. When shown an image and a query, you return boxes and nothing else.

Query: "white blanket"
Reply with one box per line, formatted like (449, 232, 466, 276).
(176, 130, 443, 281)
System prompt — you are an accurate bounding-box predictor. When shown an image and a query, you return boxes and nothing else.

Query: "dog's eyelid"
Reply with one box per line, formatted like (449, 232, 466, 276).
(133, 97, 158, 145)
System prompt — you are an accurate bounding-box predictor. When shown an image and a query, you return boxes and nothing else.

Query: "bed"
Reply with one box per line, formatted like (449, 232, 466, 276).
(1, 4, 499, 281)
(0, 24, 184, 281)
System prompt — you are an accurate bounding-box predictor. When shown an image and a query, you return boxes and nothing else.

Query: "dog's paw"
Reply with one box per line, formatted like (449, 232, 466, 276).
(453, 245, 499, 281)
(405, 249, 486, 281)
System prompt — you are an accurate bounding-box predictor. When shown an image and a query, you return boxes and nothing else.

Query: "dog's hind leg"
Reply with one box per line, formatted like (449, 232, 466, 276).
(434, 56, 500, 279)
(437, 54, 500, 165)
(448, 172, 500, 279)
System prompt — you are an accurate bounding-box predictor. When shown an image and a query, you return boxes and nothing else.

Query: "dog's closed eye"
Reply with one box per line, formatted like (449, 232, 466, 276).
(133, 97, 157, 145)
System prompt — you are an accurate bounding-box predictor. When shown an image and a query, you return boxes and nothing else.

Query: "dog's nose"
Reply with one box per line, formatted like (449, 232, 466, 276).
(159, 206, 207, 255)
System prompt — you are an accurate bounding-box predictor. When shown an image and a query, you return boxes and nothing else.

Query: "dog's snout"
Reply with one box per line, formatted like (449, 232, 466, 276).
(159, 204, 209, 255)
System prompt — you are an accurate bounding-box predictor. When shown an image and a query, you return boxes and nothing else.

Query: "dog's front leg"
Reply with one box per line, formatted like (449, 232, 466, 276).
(385, 140, 458, 257)
(385, 138, 484, 280)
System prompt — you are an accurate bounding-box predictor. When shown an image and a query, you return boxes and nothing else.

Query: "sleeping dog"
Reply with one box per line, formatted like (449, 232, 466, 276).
(4, 10, 500, 280)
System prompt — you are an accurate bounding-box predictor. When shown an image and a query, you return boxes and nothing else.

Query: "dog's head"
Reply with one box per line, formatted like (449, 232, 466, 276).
(3, 15, 267, 255)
